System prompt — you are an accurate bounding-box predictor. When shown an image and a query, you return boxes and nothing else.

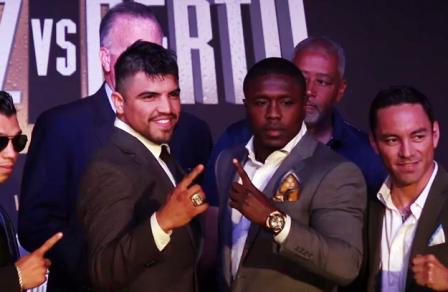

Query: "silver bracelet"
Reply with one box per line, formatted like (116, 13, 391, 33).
(14, 264, 24, 291)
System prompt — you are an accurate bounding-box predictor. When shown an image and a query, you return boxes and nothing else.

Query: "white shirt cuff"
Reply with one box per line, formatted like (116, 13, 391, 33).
(274, 215, 291, 244)
(150, 213, 172, 251)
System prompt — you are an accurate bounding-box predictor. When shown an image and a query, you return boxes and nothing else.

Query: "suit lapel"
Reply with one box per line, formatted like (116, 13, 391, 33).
(218, 147, 248, 285)
(367, 198, 385, 290)
(111, 129, 202, 249)
(406, 167, 448, 289)
(240, 133, 318, 268)
(263, 133, 317, 198)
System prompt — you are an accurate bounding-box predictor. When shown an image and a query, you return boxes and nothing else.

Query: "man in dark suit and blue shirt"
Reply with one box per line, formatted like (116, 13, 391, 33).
(78, 40, 208, 292)
(215, 58, 366, 291)
(18, 2, 212, 291)
(0, 91, 62, 291)
(366, 86, 448, 291)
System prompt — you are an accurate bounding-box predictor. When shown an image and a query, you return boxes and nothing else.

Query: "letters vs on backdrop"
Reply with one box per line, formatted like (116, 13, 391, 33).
(0, 0, 308, 143)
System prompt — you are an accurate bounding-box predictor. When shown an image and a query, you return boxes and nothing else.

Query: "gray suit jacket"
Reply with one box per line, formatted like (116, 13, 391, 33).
(78, 128, 200, 292)
(366, 166, 448, 292)
(216, 133, 367, 292)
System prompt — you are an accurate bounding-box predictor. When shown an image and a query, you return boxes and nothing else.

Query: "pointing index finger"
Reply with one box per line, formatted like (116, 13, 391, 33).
(232, 159, 252, 186)
(35, 232, 63, 256)
(178, 164, 204, 190)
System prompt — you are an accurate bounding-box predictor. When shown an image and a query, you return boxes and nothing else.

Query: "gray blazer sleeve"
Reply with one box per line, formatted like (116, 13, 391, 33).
(278, 161, 366, 286)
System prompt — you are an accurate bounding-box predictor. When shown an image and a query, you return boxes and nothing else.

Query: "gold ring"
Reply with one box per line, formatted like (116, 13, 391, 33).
(191, 193, 204, 207)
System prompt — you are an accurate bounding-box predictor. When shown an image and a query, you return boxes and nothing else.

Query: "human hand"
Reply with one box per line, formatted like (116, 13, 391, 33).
(15, 232, 63, 289)
(229, 159, 276, 225)
(156, 164, 208, 232)
(412, 254, 448, 291)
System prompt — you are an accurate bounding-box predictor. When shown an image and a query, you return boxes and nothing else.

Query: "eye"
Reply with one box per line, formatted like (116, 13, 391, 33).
(169, 90, 180, 100)
(141, 94, 156, 100)
(383, 136, 398, 145)
(280, 98, 294, 106)
(253, 99, 268, 106)
(412, 133, 426, 142)
(316, 79, 331, 86)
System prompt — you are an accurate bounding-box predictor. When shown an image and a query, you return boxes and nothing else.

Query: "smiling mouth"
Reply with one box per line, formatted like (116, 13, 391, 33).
(150, 115, 177, 128)
(0, 165, 13, 172)
(397, 161, 419, 171)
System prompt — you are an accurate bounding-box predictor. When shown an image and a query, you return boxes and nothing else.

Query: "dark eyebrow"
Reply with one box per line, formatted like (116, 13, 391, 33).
(136, 91, 158, 98)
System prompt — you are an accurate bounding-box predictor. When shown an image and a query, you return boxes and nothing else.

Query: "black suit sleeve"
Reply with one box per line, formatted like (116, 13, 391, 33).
(0, 264, 21, 292)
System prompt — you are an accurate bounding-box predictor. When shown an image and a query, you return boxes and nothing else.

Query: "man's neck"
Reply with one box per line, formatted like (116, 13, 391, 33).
(307, 115, 333, 144)
(390, 162, 436, 210)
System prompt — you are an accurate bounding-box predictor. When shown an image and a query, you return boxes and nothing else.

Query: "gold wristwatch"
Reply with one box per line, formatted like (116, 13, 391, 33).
(266, 210, 286, 235)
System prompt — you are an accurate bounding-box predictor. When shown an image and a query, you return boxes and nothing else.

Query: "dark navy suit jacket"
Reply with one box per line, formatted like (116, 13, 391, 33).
(18, 84, 212, 291)
(203, 109, 386, 206)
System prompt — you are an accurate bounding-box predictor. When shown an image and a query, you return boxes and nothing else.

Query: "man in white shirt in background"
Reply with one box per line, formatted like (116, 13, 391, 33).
(366, 85, 448, 291)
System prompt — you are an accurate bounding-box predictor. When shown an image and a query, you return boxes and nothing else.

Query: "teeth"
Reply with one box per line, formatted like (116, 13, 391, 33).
(155, 119, 169, 124)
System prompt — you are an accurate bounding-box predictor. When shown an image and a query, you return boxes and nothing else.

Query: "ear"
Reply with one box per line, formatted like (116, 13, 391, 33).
(99, 47, 111, 73)
(432, 121, 440, 149)
(112, 91, 125, 116)
(369, 132, 379, 154)
(335, 79, 347, 103)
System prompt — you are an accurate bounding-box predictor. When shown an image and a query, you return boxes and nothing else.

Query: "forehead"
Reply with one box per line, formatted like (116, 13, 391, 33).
(375, 103, 432, 134)
(294, 49, 339, 75)
(245, 73, 304, 98)
(107, 16, 162, 51)
(0, 113, 20, 135)
(123, 72, 178, 95)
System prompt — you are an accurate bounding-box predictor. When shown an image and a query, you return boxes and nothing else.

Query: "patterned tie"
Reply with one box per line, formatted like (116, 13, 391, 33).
(159, 145, 183, 183)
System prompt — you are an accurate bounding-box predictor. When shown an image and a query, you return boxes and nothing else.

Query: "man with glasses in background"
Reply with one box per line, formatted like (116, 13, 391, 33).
(0, 91, 62, 291)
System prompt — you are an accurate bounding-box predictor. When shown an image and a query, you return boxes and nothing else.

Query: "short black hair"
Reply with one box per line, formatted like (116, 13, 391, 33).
(100, 2, 161, 47)
(114, 40, 178, 95)
(0, 91, 17, 116)
(369, 85, 435, 133)
(243, 57, 306, 98)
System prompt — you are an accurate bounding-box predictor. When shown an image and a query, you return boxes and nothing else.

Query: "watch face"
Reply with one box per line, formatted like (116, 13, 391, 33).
(268, 212, 285, 234)
(271, 216, 283, 228)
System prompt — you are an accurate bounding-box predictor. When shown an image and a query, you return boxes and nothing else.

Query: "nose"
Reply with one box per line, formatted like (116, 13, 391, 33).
(2, 140, 18, 161)
(157, 95, 175, 114)
(306, 79, 315, 98)
(399, 140, 414, 158)
(266, 101, 281, 120)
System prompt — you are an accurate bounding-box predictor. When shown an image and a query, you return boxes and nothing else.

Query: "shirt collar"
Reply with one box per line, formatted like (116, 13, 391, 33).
(245, 122, 307, 165)
(114, 117, 170, 159)
(377, 162, 439, 218)
(105, 83, 117, 113)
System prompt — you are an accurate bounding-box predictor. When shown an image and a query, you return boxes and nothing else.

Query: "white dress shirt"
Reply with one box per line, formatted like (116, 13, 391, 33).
(114, 118, 174, 251)
(378, 162, 438, 292)
(104, 82, 116, 113)
(231, 123, 307, 277)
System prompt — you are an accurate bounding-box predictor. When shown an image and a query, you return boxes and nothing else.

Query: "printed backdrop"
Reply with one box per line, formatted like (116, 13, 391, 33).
(1, 0, 448, 237)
